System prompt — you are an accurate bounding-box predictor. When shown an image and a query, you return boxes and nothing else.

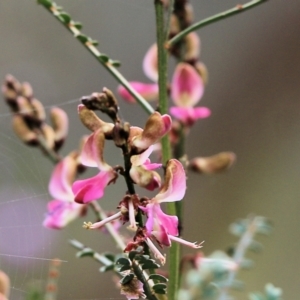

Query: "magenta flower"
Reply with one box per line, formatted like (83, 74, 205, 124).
(130, 145, 162, 191)
(72, 129, 117, 204)
(140, 159, 203, 249)
(43, 154, 85, 229)
(117, 44, 159, 103)
(170, 62, 211, 125)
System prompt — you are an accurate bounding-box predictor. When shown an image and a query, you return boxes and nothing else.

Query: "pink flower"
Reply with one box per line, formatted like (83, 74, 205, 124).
(43, 154, 85, 229)
(170, 62, 211, 125)
(72, 129, 117, 204)
(117, 44, 159, 103)
(129, 112, 172, 154)
(140, 159, 202, 249)
(130, 145, 162, 191)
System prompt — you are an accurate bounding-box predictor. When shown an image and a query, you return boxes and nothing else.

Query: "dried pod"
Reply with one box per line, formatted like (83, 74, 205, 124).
(41, 123, 56, 150)
(78, 104, 114, 138)
(12, 114, 38, 145)
(189, 152, 236, 174)
(50, 107, 69, 151)
(0, 271, 10, 299)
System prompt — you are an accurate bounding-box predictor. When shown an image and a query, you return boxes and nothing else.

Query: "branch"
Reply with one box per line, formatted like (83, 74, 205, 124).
(36, 0, 154, 115)
(166, 0, 269, 48)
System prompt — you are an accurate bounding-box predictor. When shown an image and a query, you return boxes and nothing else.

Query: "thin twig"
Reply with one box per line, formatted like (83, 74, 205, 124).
(167, 0, 269, 48)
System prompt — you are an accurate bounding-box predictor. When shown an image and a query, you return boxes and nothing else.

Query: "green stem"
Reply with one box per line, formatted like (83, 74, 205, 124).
(37, 0, 154, 115)
(167, 0, 268, 48)
(154, 1, 179, 299)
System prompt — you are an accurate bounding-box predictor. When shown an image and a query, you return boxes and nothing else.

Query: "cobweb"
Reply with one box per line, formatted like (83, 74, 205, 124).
(0, 0, 157, 299)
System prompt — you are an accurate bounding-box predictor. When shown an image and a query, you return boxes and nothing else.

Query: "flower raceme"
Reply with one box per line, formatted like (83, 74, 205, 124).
(73, 105, 172, 203)
(43, 152, 86, 229)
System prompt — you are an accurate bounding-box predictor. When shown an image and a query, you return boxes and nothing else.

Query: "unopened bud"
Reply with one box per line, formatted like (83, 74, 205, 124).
(184, 3, 194, 25)
(50, 107, 69, 151)
(189, 152, 236, 174)
(41, 123, 56, 150)
(21, 82, 33, 99)
(170, 15, 180, 35)
(195, 61, 208, 85)
(31, 98, 46, 123)
(81, 88, 119, 122)
(113, 122, 130, 148)
(183, 32, 200, 62)
(12, 114, 38, 145)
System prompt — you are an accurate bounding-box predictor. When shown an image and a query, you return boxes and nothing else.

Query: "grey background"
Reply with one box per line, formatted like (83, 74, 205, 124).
(0, 0, 300, 299)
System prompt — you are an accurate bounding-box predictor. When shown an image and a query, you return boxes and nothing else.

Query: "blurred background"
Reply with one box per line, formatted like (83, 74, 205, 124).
(0, 0, 300, 299)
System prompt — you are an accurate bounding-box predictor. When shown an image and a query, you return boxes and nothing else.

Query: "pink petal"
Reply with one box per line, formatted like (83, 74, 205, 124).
(80, 129, 107, 170)
(154, 159, 186, 203)
(43, 200, 84, 229)
(130, 166, 161, 191)
(131, 145, 154, 166)
(117, 82, 158, 103)
(48, 156, 76, 201)
(171, 63, 204, 107)
(153, 204, 178, 236)
(143, 44, 158, 82)
(170, 106, 211, 124)
(132, 112, 172, 153)
(72, 169, 117, 204)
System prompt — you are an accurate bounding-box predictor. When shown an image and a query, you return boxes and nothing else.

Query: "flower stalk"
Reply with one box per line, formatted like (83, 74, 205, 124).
(167, 0, 269, 48)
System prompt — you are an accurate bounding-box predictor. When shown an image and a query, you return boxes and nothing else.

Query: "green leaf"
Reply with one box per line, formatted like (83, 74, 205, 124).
(116, 257, 131, 266)
(135, 255, 150, 262)
(59, 12, 71, 23)
(88, 39, 99, 46)
(120, 273, 134, 285)
(141, 261, 160, 270)
(153, 288, 167, 295)
(119, 265, 131, 272)
(99, 264, 115, 272)
(103, 252, 115, 262)
(111, 60, 121, 67)
(153, 283, 167, 290)
(76, 34, 88, 44)
(73, 22, 83, 30)
(37, 0, 52, 8)
(76, 248, 94, 258)
(98, 54, 109, 63)
(69, 239, 84, 249)
(149, 274, 168, 283)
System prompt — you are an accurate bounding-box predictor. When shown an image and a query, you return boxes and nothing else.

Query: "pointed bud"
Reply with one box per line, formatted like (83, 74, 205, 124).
(41, 123, 56, 150)
(12, 114, 38, 145)
(21, 82, 33, 99)
(50, 107, 69, 151)
(189, 152, 236, 174)
(81, 88, 119, 122)
(183, 32, 200, 62)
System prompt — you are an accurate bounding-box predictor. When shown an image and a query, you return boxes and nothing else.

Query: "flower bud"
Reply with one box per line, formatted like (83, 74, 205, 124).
(195, 61, 208, 85)
(21, 82, 33, 99)
(183, 32, 200, 62)
(41, 123, 56, 150)
(81, 88, 119, 122)
(170, 15, 181, 35)
(130, 166, 161, 191)
(12, 114, 38, 145)
(31, 98, 46, 123)
(50, 107, 69, 151)
(2, 75, 21, 111)
(189, 152, 236, 174)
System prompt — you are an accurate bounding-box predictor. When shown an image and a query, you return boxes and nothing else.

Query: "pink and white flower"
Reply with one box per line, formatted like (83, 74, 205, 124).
(43, 154, 85, 229)
(72, 129, 117, 204)
(170, 62, 211, 125)
(140, 159, 203, 249)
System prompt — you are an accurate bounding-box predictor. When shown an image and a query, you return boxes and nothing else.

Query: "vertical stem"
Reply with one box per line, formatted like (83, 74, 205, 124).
(154, 1, 179, 299)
